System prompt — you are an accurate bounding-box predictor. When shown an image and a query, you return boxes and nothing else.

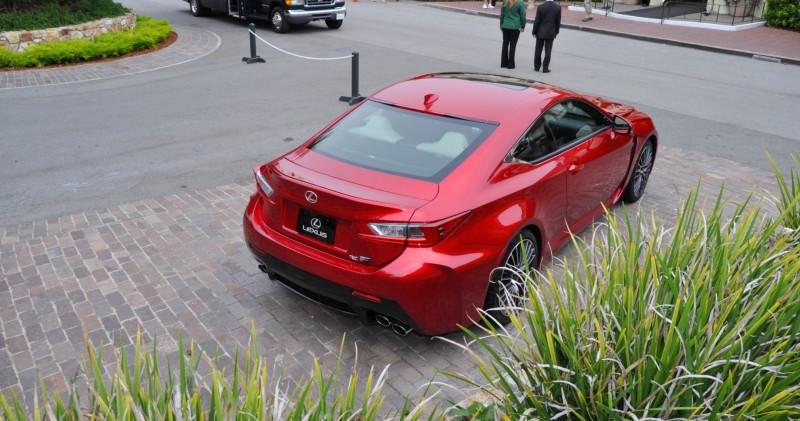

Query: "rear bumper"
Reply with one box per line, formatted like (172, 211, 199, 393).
(248, 245, 422, 332)
(285, 6, 346, 24)
(243, 193, 496, 335)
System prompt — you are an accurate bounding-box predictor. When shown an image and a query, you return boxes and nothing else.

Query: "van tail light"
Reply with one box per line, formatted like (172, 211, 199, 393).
(362, 211, 470, 247)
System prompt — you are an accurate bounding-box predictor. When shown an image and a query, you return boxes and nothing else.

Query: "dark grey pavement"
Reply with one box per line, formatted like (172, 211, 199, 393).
(2, 0, 798, 90)
(2, 0, 798, 89)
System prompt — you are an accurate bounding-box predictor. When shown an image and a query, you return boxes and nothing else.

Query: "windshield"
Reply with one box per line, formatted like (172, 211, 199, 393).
(309, 101, 496, 183)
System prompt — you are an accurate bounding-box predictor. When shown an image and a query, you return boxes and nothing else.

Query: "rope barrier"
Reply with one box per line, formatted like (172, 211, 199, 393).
(242, 24, 363, 105)
(248, 29, 352, 61)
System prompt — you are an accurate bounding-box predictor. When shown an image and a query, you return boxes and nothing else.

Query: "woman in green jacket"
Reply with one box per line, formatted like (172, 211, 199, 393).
(500, 0, 526, 69)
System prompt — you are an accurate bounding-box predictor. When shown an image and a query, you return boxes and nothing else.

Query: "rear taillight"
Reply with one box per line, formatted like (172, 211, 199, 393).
(254, 168, 274, 197)
(363, 211, 470, 247)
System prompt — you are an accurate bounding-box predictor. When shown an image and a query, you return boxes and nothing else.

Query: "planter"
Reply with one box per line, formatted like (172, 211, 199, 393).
(0, 12, 136, 53)
(727, 1, 755, 16)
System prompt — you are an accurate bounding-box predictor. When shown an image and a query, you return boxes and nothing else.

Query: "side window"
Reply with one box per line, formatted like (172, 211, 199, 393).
(544, 100, 611, 149)
(511, 119, 558, 163)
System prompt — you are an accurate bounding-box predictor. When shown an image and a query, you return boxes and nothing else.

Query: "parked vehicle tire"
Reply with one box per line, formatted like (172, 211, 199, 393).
(483, 230, 539, 326)
(325, 19, 343, 29)
(622, 139, 654, 203)
(271, 7, 290, 33)
(190, 0, 210, 17)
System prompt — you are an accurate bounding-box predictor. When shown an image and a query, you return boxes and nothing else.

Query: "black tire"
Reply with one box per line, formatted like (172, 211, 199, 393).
(271, 7, 290, 33)
(622, 139, 654, 203)
(325, 19, 343, 29)
(483, 230, 539, 326)
(190, 0, 210, 17)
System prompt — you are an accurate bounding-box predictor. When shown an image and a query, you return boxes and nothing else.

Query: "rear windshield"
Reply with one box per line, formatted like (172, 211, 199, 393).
(309, 101, 496, 183)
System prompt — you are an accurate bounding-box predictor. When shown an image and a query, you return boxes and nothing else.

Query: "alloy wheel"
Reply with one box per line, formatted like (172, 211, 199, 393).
(632, 143, 654, 198)
(495, 237, 537, 314)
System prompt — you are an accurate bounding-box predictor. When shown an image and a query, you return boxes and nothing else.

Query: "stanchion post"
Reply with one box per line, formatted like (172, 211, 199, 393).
(242, 23, 265, 64)
(351, 52, 360, 100)
(339, 52, 364, 105)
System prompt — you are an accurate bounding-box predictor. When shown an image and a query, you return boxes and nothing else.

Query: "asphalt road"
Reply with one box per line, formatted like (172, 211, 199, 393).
(1, 0, 799, 227)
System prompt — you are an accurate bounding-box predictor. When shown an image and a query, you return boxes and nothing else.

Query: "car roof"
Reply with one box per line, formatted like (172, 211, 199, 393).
(370, 72, 574, 123)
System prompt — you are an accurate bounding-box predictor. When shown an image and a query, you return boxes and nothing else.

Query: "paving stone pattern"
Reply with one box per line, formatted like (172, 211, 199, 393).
(0, 144, 779, 415)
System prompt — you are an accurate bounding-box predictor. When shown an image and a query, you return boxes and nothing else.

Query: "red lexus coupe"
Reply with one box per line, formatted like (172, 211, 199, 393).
(243, 72, 657, 336)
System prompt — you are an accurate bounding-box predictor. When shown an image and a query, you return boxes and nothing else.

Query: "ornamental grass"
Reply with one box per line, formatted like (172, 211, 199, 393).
(0, 325, 437, 420)
(444, 182, 800, 419)
(768, 151, 800, 234)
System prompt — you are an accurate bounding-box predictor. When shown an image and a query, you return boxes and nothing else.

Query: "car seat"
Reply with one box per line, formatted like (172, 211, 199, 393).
(416, 131, 469, 158)
(348, 112, 404, 143)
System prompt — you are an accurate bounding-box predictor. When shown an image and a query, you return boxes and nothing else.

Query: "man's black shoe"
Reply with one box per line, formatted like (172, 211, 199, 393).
(534, 68, 540, 72)
(543, 69, 551, 73)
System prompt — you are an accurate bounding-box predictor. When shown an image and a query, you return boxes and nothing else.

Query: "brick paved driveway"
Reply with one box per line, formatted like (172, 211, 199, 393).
(0, 144, 778, 413)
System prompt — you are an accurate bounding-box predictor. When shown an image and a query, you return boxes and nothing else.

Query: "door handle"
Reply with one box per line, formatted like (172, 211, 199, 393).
(568, 163, 584, 174)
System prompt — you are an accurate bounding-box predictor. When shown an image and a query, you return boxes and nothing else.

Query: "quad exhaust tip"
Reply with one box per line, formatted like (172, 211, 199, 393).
(375, 314, 412, 337)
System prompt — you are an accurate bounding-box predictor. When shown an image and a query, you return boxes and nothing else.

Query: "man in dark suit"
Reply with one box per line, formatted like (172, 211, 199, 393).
(532, 0, 561, 73)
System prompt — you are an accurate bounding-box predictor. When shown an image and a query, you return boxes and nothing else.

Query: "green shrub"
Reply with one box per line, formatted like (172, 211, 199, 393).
(764, 0, 800, 31)
(0, 16, 171, 68)
(0, 0, 128, 31)
(444, 185, 800, 419)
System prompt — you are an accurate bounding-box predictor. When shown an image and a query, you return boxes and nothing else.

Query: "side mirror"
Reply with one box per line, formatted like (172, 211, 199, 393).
(612, 115, 632, 135)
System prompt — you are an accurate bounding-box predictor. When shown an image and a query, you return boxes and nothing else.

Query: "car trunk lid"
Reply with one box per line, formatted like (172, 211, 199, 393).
(257, 153, 436, 266)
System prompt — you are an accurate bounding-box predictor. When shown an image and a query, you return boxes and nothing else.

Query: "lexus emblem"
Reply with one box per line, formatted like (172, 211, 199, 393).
(305, 191, 318, 204)
(310, 218, 322, 229)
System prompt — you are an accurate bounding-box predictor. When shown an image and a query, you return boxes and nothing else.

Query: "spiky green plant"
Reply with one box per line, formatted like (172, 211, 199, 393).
(444, 186, 800, 419)
(1, 324, 438, 420)
(768, 151, 800, 233)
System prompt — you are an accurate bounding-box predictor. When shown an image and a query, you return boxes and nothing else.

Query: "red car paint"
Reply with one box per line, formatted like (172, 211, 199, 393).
(243, 72, 658, 335)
